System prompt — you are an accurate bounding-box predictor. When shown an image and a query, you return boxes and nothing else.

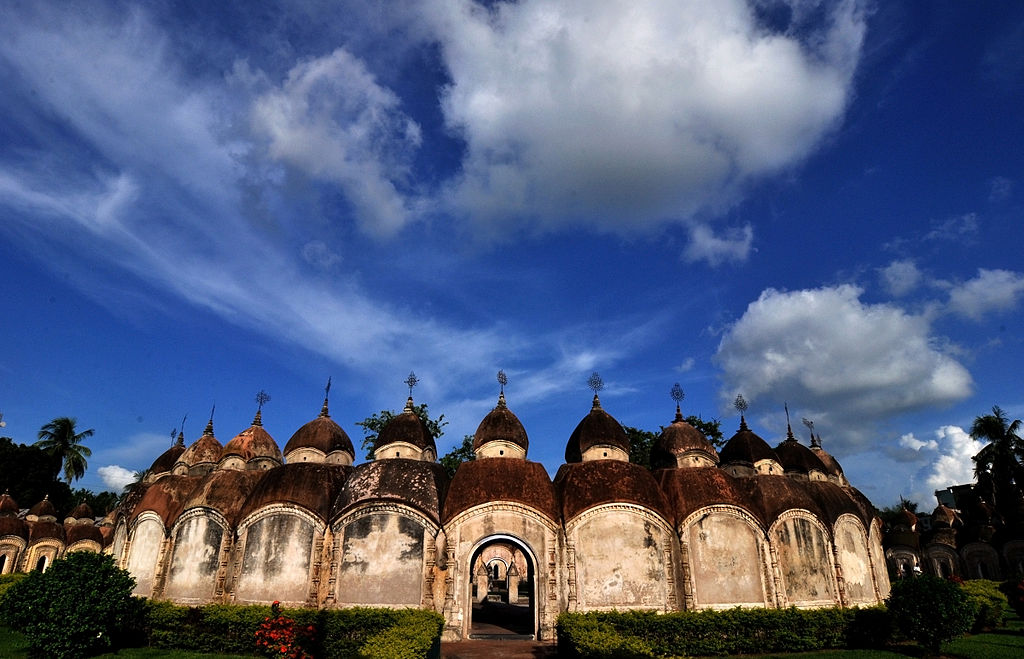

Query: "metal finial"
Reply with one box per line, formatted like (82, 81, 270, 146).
(733, 394, 748, 414)
(321, 377, 332, 417)
(802, 417, 814, 442)
(497, 369, 508, 393)
(204, 405, 216, 435)
(587, 372, 604, 394)
(405, 371, 419, 397)
(256, 390, 271, 411)
(784, 402, 794, 439)
(670, 383, 684, 403)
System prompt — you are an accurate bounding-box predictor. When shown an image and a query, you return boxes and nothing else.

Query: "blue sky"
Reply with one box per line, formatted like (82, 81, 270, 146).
(1, 1, 1022, 509)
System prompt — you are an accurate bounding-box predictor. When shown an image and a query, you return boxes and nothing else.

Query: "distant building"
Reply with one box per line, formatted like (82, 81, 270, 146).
(1, 389, 891, 642)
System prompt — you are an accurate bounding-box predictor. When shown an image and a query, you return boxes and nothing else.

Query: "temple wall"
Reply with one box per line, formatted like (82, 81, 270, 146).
(569, 506, 673, 611)
(834, 516, 874, 604)
(335, 510, 425, 606)
(126, 516, 164, 597)
(234, 511, 316, 604)
(683, 508, 769, 608)
(163, 512, 225, 602)
(771, 514, 837, 607)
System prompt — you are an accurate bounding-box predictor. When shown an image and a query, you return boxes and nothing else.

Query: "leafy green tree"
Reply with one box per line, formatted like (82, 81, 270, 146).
(69, 488, 120, 517)
(34, 417, 94, 484)
(887, 574, 973, 656)
(2, 551, 142, 658)
(0, 436, 73, 514)
(355, 403, 447, 460)
(439, 435, 475, 479)
(971, 406, 1024, 521)
(624, 416, 724, 469)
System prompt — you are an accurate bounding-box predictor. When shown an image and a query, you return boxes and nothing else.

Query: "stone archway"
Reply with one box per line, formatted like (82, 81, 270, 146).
(468, 535, 536, 640)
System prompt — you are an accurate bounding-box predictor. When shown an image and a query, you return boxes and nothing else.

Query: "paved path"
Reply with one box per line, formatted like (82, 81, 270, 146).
(441, 640, 559, 658)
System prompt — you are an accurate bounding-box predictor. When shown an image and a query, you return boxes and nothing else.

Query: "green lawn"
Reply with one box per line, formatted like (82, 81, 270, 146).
(0, 625, 252, 659)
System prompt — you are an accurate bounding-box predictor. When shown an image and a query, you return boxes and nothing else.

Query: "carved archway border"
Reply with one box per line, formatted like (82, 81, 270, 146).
(678, 504, 772, 610)
(464, 532, 542, 641)
(767, 509, 840, 608)
(833, 513, 877, 605)
(22, 538, 64, 572)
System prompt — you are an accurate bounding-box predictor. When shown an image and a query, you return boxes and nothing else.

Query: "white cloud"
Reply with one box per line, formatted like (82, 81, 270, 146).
(947, 268, 1024, 321)
(301, 240, 342, 271)
(428, 0, 866, 234)
(715, 285, 973, 451)
(97, 465, 136, 491)
(677, 357, 696, 373)
(879, 259, 922, 297)
(989, 176, 1013, 202)
(251, 49, 422, 236)
(683, 224, 754, 266)
(922, 425, 983, 495)
(899, 432, 937, 452)
(925, 213, 978, 242)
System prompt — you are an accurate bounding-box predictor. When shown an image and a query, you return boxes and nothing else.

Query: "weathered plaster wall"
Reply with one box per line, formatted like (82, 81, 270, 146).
(772, 516, 836, 606)
(572, 508, 670, 610)
(235, 513, 314, 603)
(336, 512, 424, 606)
(127, 517, 164, 597)
(163, 514, 224, 602)
(834, 517, 873, 604)
(685, 510, 768, 608)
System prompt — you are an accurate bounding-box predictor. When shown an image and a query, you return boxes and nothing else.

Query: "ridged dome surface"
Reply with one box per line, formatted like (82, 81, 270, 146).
(0, 492, 19, 516)
(0, 516, 27, 540)
(180, 424, 223, 466)
(150, 440, 186, 474)
(65, 522, 103, 546)
(651, 409, 719, 469)
(720, 421, 779, 467)
(564, 396, 630, 463)
(28, 497, 57, 520)
(68, 502, 94, 520)
(221, 416, 282, 463)
(443, 458, 555, 523)
(774, 437, 827, 475)
(284, 410, 354, 458)
(375, 398, 437, 455)
(472, 393, 529, 453)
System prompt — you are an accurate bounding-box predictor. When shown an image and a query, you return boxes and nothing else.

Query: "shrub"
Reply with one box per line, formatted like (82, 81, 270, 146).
(887, 575, 973, 655)
(1000, 578, 1024, 619)
(0, 573, 28, 605)
(255, 600, 316, 659)
(960, 579, 1009, 632)
(0, 551, 141, 659)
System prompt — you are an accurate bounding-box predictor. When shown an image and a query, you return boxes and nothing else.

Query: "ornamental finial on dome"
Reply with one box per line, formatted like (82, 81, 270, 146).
(588, 372, 604, 409)
(784, 402, 796, 441)
(497, 370, 508, 408)
(253, 390, 271, 426)
(403, 371, 419, 413)
(802, 417, 815, 444)
(734, 394, 749, 430)
(670, 383, 685, 421)
(321, 377, 332, 417)
(811, 432, 822, 449)
(204, 405, 215, 436)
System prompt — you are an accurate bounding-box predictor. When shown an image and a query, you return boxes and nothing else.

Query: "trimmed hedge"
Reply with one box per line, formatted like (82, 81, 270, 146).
(144, 601, 443, 659)
(0, 573, 28, 605)
(959, 579, 1009, 632)
(557, 605, 889, 657)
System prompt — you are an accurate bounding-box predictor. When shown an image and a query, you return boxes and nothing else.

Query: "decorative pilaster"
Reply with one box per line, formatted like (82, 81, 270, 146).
(214, 532, 234, 602)
(566, 541, 578, 610)
(663, 544, 677, 611)
(151, 536, 173, 599)
(767, 540, 785, 608)
(306, 534, 325, 607)
(679, 536, 695, 610)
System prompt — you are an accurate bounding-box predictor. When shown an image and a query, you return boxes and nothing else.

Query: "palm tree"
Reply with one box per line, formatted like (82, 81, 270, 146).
(971, 406, 1024, 520)
(35, 417, 94, 484)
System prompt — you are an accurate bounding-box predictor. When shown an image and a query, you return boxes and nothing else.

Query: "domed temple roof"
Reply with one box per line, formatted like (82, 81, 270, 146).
(129, 475, 199, 528)
(656, 467, 760, 526)
(443, 458, 557, 523)
(651, 406, 719, 469)
(334, 459, 448, 525)
(374, 397, 437, 457)
(179, 421, 223, 467)
(720, 418, 779, 468)
(239, 463, 351, 523)
(180, 469, 265, 527)
(27, 496, 57, 521)
(564, 395, 631, 463)
(221, 411, 283, 463)
(555, 460, 672, 523)
(65, 522, 103, 546)
(29, 520, 64, 543)
(774, 434, 828, 476)
(283, 398, 355, 459)
(150, 433, 186, 475)
(472, 392, 529, 454)
(0, 491, 19, 516)
(0, 515, 27, 540)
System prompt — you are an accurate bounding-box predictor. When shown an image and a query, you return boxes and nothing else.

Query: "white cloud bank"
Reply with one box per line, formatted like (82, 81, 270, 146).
(947, 269, 1024, 321)
(715, 284, 973, 451)
(426, 0, 867, 245)
(97, 465, 136, 492)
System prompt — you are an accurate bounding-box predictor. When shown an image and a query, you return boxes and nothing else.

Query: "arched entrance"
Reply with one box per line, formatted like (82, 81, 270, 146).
(468, 535, 536, 640)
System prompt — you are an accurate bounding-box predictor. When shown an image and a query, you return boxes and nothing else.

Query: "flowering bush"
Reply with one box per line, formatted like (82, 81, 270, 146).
(255, 601, 316, 659)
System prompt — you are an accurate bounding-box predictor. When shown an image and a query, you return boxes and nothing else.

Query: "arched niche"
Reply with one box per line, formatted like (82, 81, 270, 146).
(163, 508, 228, 603)
(680, 505, 771, 609)
(833, 514, 875, 605)
(769, 511, 838, 607)
(868, 521, 891, 599)
(466, 533, 539, 639)
(567, 504, 675, 611)
(332, 504, 434, 607)
(126, 513, 166, 597)
(233, 506, 322, 605)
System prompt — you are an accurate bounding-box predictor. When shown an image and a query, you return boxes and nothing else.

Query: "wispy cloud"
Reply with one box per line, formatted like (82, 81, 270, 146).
(946, 269, 1024, 321)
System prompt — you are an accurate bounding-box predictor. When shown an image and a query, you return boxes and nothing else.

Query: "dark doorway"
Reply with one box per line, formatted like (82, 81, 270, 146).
(469, 538, 535, 640)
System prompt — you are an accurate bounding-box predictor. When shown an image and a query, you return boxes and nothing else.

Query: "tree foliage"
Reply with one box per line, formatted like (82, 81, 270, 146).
(886, 575, 973, 655)
(2, 551, 141, 658)
(0, 436, 73, 514)
(34, 416, 94, 484)
(355, 403, 447, 460)
(971, 405, 1024, 521)
(439, 435, 475, 479)
(624, 416, 725, 469)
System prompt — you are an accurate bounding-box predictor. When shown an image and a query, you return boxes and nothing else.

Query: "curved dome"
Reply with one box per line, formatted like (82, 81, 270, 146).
(651, 407, 719, 469)
(65, 522, 103, 546)
(720, 419, 780, 472)
(220, 411, 283, 465)
(67, 501, 94, 522)
(180, 469, 266, 528)
(128, 474, 200, 528)
(333, 459, 448, 525)
(443, 458, 556, 523)
(554, 460, 673, 523)
(774, 436, 828, 476)
(932, 503, 958, 528)
(149, 434, 186, 476)
(29, 520, 64, 543)
(374, 397, 437, 459)
(656, 467, 763, 527)
(472, 392, 529, 456)
(284, 399, 355, 462)
(810, 441, 846, 482)
(179, 421, 223, 467)
(238, 463, 351, 523)
(0, 515, 27, 540)
(564, 395, 630, 463)
(27, 496, 57, 521)
(0, 491, 19, 516)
